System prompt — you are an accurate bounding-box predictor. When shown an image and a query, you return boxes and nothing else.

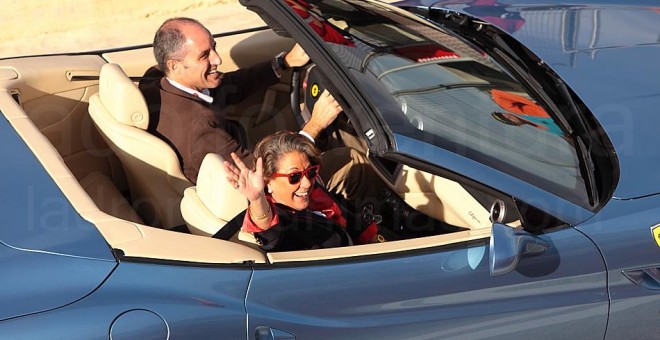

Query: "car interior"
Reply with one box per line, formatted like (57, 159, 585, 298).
(0, 24, 519, 265)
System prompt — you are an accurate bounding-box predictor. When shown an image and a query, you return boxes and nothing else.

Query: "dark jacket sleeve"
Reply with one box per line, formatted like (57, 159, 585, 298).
(213, 60, 279, 107)
(186, 113, 253, 183)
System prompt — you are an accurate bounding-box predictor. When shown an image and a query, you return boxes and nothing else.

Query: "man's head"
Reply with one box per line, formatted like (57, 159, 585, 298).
(153, 17, 223, 91)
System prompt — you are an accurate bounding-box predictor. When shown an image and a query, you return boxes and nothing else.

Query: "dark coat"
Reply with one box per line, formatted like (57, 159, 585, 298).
(138, 61, 279, 183)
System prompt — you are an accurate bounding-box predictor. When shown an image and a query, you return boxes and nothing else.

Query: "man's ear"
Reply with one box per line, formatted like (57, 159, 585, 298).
(166, 59, 178, 75)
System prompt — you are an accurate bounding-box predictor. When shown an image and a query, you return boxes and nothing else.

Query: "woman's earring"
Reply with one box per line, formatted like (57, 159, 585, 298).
(267, 187, 273, 193)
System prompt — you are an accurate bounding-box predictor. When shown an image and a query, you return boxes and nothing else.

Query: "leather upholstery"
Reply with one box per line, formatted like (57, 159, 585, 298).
(180, 153, 260, 247)
(88, 63, 193, 228)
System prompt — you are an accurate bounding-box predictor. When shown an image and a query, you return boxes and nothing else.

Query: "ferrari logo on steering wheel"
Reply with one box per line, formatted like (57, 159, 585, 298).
(311, 84, 320, 98)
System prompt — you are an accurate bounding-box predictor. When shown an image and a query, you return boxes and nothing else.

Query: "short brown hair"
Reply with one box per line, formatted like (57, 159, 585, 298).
(253, 131, 321, 179)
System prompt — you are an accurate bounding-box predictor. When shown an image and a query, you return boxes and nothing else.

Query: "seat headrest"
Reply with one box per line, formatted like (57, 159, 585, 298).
(196, 153, 248, 221)
(99, 63, 149, 130)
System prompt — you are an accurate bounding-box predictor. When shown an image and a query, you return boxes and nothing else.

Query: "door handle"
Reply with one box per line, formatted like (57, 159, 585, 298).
(254, 326, 295, 340)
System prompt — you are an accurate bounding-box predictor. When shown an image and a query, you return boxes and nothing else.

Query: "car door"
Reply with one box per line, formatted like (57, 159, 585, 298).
(577, 194, 660, 339)
(245, 222, 608, 339)
(240, 1, 609, 338)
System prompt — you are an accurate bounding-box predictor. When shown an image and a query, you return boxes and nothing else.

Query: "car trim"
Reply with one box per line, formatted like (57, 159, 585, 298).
(266, 227, 491, 264)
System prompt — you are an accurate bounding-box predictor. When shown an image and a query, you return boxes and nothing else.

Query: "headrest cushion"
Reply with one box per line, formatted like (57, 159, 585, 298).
(196, 153, 248, 221)
(98, 63, 149, 130)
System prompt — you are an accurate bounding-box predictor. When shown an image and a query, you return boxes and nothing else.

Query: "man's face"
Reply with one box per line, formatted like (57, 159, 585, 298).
(168, 23, 222, 91)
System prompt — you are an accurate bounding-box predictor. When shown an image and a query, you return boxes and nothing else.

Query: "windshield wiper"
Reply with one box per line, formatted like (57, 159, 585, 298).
(555, 77, 589, 136)
(555, 78, 598, 205)
(391, 82, 494, 96)
(491, 47, 573, 134)
(575, 136, 598, 205)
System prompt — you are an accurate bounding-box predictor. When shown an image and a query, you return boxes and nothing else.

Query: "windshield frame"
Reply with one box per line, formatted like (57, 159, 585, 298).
(243, 0, 615, 215)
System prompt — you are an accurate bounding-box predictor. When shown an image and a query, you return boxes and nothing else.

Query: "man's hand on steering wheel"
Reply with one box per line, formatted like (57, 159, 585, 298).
(284, 43, 310, 68)
(301, 89, 343, 140)
(287, 45, 344, 143)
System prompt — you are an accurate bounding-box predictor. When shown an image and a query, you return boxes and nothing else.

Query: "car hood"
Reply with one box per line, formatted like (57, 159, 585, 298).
(403, 1, 660, 199)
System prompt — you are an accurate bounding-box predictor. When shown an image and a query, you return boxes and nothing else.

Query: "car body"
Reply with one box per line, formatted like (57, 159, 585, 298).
(1, 0, 659, 338)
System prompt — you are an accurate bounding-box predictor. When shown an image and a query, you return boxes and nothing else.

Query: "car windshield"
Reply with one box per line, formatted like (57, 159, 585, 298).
(285, 0, 588, 207)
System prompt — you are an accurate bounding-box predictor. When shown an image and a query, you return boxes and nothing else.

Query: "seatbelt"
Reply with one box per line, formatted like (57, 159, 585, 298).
(212, 211, 246, 240)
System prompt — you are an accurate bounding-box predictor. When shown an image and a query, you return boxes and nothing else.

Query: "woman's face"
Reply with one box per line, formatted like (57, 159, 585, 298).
(267, 151, 314, 211)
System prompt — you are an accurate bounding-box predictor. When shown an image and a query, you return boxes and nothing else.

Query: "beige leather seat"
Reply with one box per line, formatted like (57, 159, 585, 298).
(88, 63, 193, 229)
(180, 153, 260, 247)
(79, 171, 144, 225)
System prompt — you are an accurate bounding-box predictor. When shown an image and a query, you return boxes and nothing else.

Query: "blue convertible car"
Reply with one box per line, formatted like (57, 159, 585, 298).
(1, 0, 659, 338)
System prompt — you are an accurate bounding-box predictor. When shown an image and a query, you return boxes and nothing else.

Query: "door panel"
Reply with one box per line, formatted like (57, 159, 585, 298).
(577, 196, 660, 339)
(0, 262, 252, 339)
(247, 228, 608, 339)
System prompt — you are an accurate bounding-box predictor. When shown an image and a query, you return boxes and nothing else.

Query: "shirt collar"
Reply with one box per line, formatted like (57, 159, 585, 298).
(166, 78, 214, 104)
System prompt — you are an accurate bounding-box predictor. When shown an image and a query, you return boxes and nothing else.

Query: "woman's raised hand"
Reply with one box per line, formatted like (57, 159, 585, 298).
(224, 153, 265, 202)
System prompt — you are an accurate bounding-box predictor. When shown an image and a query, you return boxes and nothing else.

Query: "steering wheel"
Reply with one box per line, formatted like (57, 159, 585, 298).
(290, 63, 342, 148)
(291, 63, 322, 128)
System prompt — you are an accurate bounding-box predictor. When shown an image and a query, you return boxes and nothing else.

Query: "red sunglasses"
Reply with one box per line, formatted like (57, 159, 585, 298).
(272, 164, 321, 185)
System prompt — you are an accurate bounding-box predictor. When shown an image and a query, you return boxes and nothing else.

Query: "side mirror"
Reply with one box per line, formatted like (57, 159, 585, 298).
(489, 223, 549, 276)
